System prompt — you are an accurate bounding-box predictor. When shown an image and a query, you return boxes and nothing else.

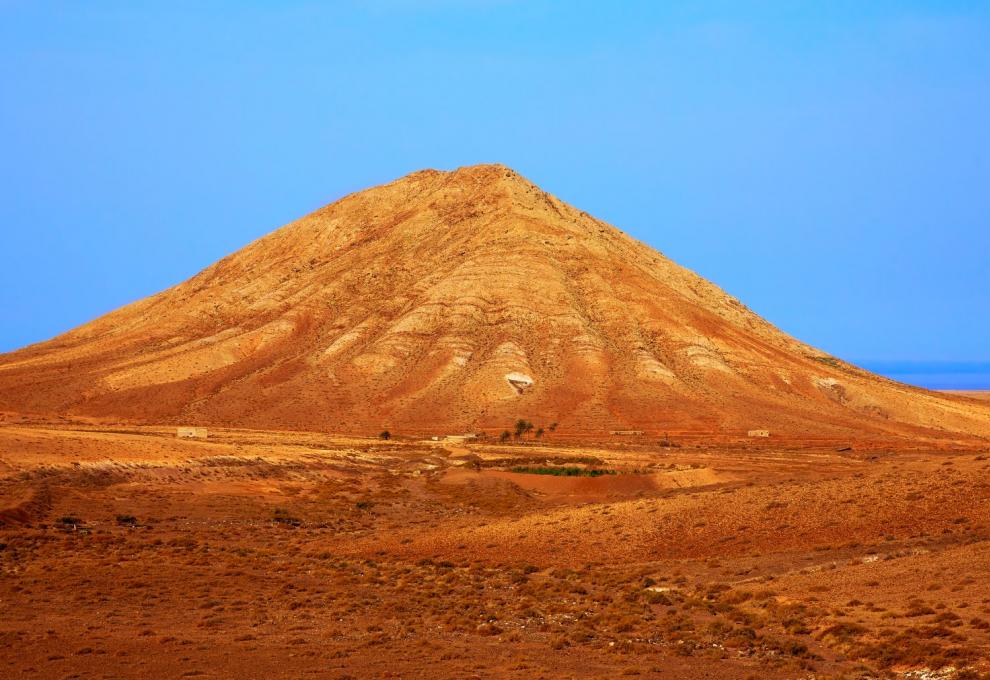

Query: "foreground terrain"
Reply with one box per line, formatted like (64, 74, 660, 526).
(2, 421, 990, 679)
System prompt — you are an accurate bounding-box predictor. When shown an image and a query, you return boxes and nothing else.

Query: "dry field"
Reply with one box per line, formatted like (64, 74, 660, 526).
(943, 392, 990, 403)
(2, 421, 990, 679)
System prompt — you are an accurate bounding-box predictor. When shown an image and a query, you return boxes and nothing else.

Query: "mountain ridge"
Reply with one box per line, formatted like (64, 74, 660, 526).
(1, 164, 988, 442)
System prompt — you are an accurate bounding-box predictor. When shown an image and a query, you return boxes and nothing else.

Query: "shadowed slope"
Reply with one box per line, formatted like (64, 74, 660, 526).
(1, 164, 988, 440)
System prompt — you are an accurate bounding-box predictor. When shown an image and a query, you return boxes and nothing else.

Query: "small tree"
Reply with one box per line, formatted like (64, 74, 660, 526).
(379, 430, 391, 440)
(548, 422, 558, 432)
(535, 427, 544, 439)
(499, 430, 511, 443)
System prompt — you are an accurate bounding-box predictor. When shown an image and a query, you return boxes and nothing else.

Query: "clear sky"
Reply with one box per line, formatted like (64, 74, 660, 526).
(1, 2, 988, 386)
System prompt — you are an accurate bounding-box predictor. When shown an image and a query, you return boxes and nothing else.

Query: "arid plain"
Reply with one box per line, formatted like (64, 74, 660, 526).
(2, 418, 990, 679)
(2, 166, 990, 678)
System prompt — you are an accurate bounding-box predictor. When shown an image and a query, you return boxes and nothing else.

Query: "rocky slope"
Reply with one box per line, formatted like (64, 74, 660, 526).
(1, 164, 988, 441)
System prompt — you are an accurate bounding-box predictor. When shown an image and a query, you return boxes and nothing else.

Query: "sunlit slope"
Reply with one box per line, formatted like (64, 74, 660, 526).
(2, 164, 988, 440)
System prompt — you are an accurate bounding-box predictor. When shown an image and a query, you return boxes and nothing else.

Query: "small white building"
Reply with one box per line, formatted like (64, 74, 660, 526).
(747, 429, 770, 438)
(445, 433, 479, 443)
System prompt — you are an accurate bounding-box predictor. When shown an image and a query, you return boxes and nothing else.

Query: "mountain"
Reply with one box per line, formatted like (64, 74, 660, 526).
(1, 164, 988, 442)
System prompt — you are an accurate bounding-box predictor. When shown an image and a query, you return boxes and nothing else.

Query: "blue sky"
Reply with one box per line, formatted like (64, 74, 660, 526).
(1, 2, 988, 386)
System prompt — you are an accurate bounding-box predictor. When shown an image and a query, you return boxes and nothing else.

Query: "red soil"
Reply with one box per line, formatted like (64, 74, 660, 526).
(2, 424, 989, 678)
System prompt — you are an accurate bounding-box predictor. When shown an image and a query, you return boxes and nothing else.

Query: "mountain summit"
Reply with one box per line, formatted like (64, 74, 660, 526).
(2, 164, 988, 440)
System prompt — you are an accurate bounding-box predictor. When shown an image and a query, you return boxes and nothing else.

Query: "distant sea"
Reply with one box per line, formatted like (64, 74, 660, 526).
(856, 361, 990, 391)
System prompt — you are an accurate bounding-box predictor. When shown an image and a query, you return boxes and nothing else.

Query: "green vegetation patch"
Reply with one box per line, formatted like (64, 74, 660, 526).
(509, 466, 617, 477)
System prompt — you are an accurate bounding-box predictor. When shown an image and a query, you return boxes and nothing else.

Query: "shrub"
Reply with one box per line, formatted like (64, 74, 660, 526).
(647, 592, 672, 606)
(817, 622, 867, 644)
(379, 430, 390, 440)
(509, 466, 616, 477)
(906, 602, 937, 617)
(475, 622, 502, 636)
(271, 508, 301, 526)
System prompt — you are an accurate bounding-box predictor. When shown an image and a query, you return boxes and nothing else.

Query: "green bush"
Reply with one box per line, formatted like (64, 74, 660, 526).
(509, 466, 616, 477)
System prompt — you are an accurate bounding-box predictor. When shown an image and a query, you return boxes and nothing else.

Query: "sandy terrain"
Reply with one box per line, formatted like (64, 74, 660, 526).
(943, 391, 990, 403)
(3, 422, 989, 678)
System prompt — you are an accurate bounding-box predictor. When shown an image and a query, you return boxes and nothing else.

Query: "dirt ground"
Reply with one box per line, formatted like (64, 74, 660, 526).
(2, 422, 990, 679)
(944, 391, 990, 402)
